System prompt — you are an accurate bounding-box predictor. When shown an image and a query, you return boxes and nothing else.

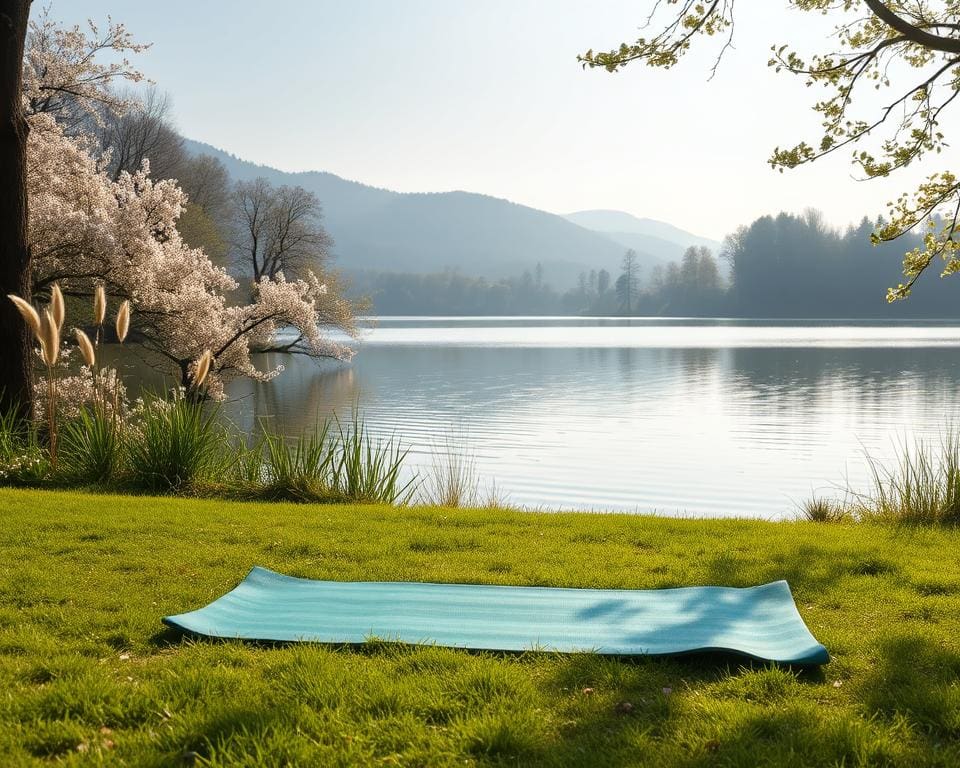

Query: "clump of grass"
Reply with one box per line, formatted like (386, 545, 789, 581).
(0, 405, 28, 463)
(125, 396, 229, 493)
(417, 431, 510, 510)
(0, 408, 48, 485)
(482, 480, 514, 509)
(801, 432, 960, 527)
(420, 433, 479, 508)
(855, 431, 960, 526)
(225, 412, 417, 505)
(230, 434, 268, 487)
(329, 411, 417, 505)
(260, 425, 334, 501)
(56, 407, 121, 485)
(798, 495, 849, 523)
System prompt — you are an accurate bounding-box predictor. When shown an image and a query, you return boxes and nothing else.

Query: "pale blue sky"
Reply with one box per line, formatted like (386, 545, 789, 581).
(47, 1, 946, 241)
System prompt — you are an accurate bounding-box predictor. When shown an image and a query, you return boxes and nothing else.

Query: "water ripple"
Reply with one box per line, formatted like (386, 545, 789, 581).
(225, 319, 960, 519)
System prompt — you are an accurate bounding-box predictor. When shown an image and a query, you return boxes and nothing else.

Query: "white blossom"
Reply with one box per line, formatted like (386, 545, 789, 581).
(26, 103, 356, 399)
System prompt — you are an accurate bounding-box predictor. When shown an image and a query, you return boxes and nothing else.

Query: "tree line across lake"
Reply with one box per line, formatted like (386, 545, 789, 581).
(353, 209, 960, 318)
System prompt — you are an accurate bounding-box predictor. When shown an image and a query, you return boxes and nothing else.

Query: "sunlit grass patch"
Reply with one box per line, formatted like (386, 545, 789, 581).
(0, 488, 957, 765)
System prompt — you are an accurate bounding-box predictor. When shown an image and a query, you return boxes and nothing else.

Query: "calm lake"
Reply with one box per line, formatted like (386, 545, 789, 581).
(119, 317, 960, 518)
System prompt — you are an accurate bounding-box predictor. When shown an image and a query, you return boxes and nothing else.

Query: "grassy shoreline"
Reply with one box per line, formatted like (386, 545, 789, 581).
(1, 488, 958, 765)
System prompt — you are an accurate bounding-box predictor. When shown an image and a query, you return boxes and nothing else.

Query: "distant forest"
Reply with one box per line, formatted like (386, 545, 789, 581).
(353, 211, 960, 318)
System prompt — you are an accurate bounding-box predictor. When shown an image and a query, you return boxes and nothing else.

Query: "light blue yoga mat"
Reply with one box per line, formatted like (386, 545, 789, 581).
(164, 567, 829, 665)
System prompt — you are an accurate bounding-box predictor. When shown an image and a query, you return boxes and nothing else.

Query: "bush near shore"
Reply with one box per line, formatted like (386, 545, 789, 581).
(0, 403, 415, 506)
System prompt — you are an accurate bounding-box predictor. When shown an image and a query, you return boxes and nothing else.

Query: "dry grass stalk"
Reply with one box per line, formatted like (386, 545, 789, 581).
(112, 301, 131, 430)
(39, 309, 61, 465)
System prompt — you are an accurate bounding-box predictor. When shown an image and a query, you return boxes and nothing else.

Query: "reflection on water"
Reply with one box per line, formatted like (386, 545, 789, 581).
(113, 318, 960, 518)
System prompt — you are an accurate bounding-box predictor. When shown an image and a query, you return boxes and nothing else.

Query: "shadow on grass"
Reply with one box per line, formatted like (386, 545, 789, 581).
(538, 658, 894, 767)
(147, 627, 849, 766)
(149, 625, 189, 648)
(704, 543, 901, 593)
(566, 649, 821, 680)
(175, 704, 283, 765)
(535, 635, 960, 767)
(151, 625, 827, 675)
(859, 634, 960, 739)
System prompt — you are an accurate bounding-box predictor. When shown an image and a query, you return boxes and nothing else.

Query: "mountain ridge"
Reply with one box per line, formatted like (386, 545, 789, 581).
(185, 139, 719, 285)
(563, 209, 723, 263)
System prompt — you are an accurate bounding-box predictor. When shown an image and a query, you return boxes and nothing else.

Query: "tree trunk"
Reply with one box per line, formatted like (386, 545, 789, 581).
(0, 1, 33, 422)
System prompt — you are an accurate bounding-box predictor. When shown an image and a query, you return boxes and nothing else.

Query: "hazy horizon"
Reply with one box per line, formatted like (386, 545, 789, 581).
(48, 1, 955, 241)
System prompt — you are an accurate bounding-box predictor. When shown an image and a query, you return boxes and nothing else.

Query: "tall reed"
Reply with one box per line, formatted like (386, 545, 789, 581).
(329, 411, 417, 504)
(112, 299, 130, 432)
(126, 395, 229, 492)
(0, 403, 48, 484)
(7, 286, 130, 468)
(420, 432, 479, 507)
(57, 407, 121, 485)
(9, 288, 63, 465)
(854, 431, 960, 526)
(259, 424, 334, 501)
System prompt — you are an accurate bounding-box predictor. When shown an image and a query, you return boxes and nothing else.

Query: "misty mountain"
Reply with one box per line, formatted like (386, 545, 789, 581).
(185, 140, 673, 286)
(564, 209, 723, 264)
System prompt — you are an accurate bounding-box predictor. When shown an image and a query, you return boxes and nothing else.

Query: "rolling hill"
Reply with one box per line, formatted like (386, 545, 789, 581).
(186, 140, 717, 286)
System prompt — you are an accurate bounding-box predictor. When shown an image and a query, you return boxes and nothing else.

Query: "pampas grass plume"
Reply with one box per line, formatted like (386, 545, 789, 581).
(116, 300, 130, 343)
(193, 349, 213, 389)
(7, 295, 41, 339)
(93, 284, 107, 326)
(41, 310, 59, 367)
(75, 329, 96, 368)
(50, 284, 65, 330)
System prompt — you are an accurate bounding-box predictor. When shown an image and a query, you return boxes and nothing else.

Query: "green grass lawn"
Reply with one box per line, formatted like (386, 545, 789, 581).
(1, 488, 958, 766)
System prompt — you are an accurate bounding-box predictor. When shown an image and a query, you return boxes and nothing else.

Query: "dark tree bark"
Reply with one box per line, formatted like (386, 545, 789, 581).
(0, 1, 33, 422)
